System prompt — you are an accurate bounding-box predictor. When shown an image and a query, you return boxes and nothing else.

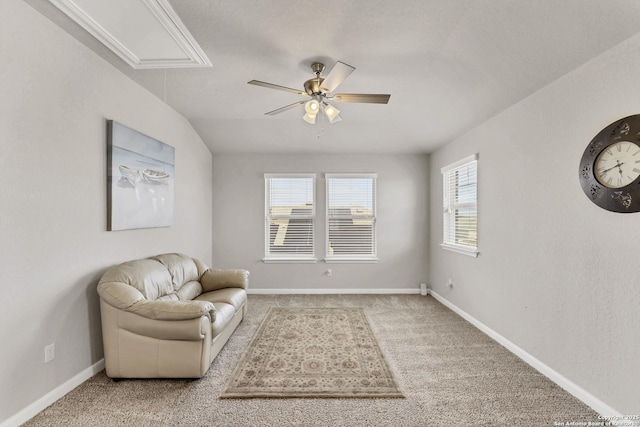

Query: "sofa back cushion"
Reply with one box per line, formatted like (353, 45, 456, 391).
(99, 253, 204, 302)
(151, 253, 200, 290)
(101, 259, 173, 300)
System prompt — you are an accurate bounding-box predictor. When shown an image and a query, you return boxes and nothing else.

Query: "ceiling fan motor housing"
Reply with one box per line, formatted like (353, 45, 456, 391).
(304, 77, 325, 95)
(304, 62, 327, 95)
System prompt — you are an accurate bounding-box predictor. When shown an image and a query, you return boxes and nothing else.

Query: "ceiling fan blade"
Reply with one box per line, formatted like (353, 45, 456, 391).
(319, 61, 355, 93)
(248, 80, 308, 96)
(332, 93, 391, 104)
(265, 100, 306, 115)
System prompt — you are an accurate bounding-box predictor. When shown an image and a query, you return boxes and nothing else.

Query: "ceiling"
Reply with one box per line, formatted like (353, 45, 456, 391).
(27, 0, 640, 154)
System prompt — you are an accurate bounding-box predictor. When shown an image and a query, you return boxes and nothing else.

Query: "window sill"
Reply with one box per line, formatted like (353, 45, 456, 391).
(263, 257, 317, 264)
(323, 257, 379, 264)
(440, 243, 478, 258)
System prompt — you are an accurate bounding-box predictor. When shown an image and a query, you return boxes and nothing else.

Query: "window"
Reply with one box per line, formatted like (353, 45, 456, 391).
(441, 154, 478, 257)
(264, 174, 316, 262)
(325, 174, 377, 262)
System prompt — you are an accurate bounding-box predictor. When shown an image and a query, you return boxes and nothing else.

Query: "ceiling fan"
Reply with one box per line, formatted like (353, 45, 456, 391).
(248, 61, 390, 124)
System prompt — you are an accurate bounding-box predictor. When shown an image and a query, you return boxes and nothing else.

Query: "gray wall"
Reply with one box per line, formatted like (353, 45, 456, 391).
(212, 154, 429, 292)
(0, 1, 213, 422)
(7, 0, 639, 420)
(429, 33, 640, 414)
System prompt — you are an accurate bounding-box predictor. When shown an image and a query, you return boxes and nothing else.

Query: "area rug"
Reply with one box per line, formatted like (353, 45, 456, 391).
(220, 307, 403, 398)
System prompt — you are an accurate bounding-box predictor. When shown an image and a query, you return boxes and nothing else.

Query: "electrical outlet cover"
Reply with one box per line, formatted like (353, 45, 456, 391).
(45, 343, 55, 363)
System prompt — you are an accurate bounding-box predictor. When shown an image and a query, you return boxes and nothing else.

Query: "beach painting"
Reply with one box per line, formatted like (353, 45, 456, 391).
(107, 120, 175, 231)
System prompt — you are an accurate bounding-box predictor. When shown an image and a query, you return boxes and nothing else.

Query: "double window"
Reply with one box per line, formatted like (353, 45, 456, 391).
(441, 154, 478, 257)
(264, 173, 377, 263)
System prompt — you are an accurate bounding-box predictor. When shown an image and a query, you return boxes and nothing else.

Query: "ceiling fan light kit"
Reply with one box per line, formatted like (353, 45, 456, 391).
(248, 61, 390, 125)
(304, 98, 320, 114)
(303, 112, 317, 124)
(321, 102, 341, 122)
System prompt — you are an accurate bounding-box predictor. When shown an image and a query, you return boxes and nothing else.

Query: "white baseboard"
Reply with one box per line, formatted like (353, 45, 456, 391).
(248, 288, 421, 295)
(2, 359, 105, 427)
(427, 290, 634, 424)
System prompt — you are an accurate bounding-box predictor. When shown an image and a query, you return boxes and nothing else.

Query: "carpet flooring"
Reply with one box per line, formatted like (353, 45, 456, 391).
(24, 294, 600, 426)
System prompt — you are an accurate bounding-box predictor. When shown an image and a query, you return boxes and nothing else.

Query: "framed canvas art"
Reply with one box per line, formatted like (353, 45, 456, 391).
(107, 120, 175, 231)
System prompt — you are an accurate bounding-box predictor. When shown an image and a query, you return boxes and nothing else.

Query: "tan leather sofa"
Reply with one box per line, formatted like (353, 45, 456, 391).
(97, 253, 248, 378)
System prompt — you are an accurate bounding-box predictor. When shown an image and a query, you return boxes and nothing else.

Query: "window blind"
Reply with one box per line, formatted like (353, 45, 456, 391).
(326, 174, 377, 261)
(264, 174, 315, 260)
(442, 155, 478, 256)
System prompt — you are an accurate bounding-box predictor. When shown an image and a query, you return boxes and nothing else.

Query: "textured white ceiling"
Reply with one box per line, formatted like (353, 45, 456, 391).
(29, 0, 640, 154)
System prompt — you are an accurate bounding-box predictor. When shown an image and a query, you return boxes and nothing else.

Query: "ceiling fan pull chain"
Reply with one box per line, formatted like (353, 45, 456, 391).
(317, 109, 325, 138)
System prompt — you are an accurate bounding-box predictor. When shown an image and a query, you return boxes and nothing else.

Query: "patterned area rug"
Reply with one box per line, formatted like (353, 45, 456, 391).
(221, 307, 403, 398)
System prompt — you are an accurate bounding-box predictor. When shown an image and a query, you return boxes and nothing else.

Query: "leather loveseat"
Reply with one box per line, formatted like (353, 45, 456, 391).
(97, 253, 248, 378)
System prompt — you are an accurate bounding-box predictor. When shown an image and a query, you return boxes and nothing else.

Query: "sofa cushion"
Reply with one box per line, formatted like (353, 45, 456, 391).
(100, 259, 173, 300)
(210, 302, 235, 336)
(151, 253, 200, 292)
(196, 288, 247, 311)
(176, 280, 203, 301)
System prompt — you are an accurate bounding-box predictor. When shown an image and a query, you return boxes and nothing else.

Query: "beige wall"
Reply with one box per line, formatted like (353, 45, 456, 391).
(212, 153, 429, 292)
(429, 33, 640, 414)
(0, 1, 213, 422)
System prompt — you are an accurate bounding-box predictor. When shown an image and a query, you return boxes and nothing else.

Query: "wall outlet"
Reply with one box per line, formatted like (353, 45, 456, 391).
(447, 278, 453, 288)
(325, 269, 332, 277)
(44, 343, 55, 363)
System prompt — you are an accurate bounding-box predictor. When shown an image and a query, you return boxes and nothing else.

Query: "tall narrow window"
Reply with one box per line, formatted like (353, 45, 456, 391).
(264, 174, 316, 262)
(325, 174, 377, 262)
(441, 154, 478, 257)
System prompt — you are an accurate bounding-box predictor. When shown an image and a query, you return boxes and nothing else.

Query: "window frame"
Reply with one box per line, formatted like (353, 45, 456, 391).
(263, 173, 317, 263)
(440, 154, 479, 257)
(324, 173, 378, 263)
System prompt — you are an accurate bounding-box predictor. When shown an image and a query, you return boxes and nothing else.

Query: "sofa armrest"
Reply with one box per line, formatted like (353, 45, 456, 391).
(128, 299, 216, 321)
(116, 308, 210, 341)
(98, 281, 145, 309)
(201, 268, 249, 292)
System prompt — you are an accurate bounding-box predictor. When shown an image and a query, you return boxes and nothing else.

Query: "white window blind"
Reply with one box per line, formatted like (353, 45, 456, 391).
(441, 155, 478, 257)
(264, 174, 316, 262)
(325, 174, 377, 262)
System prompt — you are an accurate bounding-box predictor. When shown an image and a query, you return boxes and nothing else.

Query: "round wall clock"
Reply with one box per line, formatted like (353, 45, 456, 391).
(579, 114, 640, 213)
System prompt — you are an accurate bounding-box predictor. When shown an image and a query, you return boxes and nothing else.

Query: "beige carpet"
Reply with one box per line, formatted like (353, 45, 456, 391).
(221, 307, 403, 398)
(24, 294, 601, 426)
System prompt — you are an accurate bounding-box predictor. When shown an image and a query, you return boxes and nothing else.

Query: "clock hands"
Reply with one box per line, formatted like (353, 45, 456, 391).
(600, 160, 625, 175)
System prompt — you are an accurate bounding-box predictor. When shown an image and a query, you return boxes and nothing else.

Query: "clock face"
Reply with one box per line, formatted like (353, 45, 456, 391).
(579, 115, 640, 213)
(594, 141, 640, 188)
